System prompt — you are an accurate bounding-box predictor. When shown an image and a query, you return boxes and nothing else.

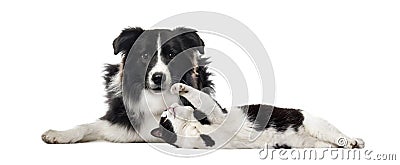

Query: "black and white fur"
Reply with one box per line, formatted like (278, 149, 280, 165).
(151, 83, 365, 149)
(41, 27, 213, 143)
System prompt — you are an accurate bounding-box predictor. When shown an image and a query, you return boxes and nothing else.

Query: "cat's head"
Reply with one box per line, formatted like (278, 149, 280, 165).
(150, 104, 194, 147)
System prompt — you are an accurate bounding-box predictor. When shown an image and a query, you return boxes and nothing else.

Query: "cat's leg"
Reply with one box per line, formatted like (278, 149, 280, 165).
(301, 111, 365, 148)
(291, 136, 337, 148)
(303, 137, 339, 148)
(42, 120, 142, 143)
(270, 126, 337, 148)
(170, 83, 227, 124)
(300, 131, 339, 148)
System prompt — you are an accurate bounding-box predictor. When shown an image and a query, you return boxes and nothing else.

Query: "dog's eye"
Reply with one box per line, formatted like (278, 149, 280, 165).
(141, 54, 149, 61)
(167, 50, 175, 59)
(168, 53, 174, 58)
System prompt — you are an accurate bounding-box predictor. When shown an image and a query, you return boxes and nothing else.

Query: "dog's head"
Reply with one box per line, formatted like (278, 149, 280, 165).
(113, 27, 207, 94)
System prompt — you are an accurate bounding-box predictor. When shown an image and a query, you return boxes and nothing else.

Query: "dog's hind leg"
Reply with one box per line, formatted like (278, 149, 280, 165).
(42, 120, 141, 143)
(301, 111, 365, 148)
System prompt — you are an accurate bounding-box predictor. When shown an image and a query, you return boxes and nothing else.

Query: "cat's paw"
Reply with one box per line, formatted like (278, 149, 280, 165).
(349, 138, 365, 149)
(170, 83, 190, 95)
(169, 103, 181, 109)
(169, 103, 193, 111)
(341, 138, 365, 149)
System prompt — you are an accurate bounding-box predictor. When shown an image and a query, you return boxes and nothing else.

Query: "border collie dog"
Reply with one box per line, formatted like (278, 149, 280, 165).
(42, 27, 213, 143)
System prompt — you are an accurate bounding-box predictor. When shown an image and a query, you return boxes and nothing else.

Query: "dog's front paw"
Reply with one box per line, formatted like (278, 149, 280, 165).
(170, 83, 189, 95)
(41, 129, 79, 144)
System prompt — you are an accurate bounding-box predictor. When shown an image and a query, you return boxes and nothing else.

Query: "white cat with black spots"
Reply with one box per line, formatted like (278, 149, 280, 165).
(151, 83, 365, 149)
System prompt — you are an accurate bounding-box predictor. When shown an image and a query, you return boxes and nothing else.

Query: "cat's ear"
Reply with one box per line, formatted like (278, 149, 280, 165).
(151, 128, 163, 138)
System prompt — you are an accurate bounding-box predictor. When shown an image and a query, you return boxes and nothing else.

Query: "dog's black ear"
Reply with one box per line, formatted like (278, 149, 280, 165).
(113, 27, 144, 55)
(174, 27, 205, 54)
(150, 128, 163, 138)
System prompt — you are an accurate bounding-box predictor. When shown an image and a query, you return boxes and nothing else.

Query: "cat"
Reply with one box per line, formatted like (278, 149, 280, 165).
(150, 83, 365, 149)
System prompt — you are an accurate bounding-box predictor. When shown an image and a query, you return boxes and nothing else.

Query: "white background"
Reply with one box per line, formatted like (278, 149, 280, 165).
(0, 0, 399, 164)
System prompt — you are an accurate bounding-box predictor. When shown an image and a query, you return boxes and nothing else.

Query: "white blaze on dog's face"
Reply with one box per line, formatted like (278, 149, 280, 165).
(146, 33, 172, 93)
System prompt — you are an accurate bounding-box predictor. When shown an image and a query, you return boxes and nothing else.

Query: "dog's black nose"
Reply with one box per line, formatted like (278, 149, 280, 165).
(151, 72, 165, 85)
